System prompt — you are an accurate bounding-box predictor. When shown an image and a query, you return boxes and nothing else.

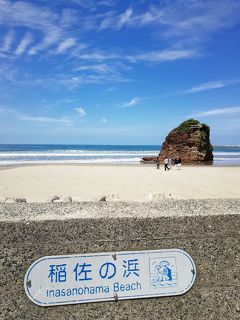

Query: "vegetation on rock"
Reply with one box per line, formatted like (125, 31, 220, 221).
(178, 119, 200, 132)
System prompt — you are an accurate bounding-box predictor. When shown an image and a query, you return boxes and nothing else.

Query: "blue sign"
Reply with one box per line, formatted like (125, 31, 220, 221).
(24, 249, 196, 306)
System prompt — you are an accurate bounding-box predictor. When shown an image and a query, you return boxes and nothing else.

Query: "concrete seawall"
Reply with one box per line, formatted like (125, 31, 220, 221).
(0, 199, 240, 319)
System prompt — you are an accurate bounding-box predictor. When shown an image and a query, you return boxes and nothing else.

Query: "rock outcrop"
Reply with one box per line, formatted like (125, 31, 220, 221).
(142, 119, 213, 163)
(159, 119, 213, 163)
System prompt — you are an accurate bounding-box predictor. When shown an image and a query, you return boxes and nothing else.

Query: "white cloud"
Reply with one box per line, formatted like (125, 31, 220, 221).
(121, 97, 142, 108)
(99, 0, 117, 7)
(182, 79, 240, 93)
(98, 0, 240, 49)
(65, 72, 128, 89)
(193, 106, 240, 117)
(18, 115, 73, 124)
(75, 63, 112, 74)
(28, 27, 61, 55)
(162, 0, 240, 38)
(0, 64, 19, 81)
(134, 8, 164, 26)
(100, 7, 133, 30)
(0, 106, 14, 113)
(185, 81, 225, 93)
(74, 107, 86, 117)
(0, 1, 74, 56)
(69, 0, 116, 8)
(56, 38, 76, 54)
(56, 98, 77, 104)
(128, 49, 197, 63)
(116, 7, 133, 29)
(0, 30, 14, 52)
(72, 61, 131, 85)
(17, 70, 129, 90)
(15, 32, 33, 56)
(76, 52, 119, 61)
(0, 0, 58, 33)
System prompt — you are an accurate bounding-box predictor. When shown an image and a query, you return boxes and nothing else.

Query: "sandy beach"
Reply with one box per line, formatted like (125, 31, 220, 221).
(0, 164, 239, 202)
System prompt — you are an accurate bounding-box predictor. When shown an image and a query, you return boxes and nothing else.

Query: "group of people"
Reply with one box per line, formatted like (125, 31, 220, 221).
(156, 156, 182, 170)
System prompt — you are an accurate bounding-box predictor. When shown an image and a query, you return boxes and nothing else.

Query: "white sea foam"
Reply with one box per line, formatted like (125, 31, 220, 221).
(0, 147, 239, 165)
(213, 152, 240, 156)
(215, 145, 240, 148)
(0, 158, 141, 165)
(214, 157, 240, 161)
(0, 152, 156, 157)
(1, 151, 238, 157)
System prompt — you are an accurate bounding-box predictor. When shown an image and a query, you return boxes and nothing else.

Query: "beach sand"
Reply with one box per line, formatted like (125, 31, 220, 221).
(0, 164, 240, 202)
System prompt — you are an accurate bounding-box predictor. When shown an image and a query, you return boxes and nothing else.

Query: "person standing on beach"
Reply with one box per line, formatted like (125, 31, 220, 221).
(164, 157, 169, 171)
(168, 157, 172, 170)
(174, 158, 178, 169)
(156, 157, 160, 170)
(178, 157, 182, 169)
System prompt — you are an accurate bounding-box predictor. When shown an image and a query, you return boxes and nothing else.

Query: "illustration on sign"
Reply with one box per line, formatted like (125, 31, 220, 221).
(150, 258, 177, 288)
(24, 249, 196, 307)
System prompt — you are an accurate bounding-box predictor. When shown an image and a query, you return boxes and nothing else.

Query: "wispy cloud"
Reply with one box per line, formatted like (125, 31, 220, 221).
(74, 107, 86, 117)
(15, 32, 33, 56)
(182, 79, 240, 94)
(18, 115, 73, 124)
(75, 63, 113, 74)
(0, 64, 19, 81)
(100, 6, 154, 30)
(0, 0, 59, 34)
(73, 60, 132, 86)
(74, 48, 196, 72)
(68, 0, 117, 9)
(0, 104, 75, 125)
(117, 6, 133, 28)
(0, 30, 14, 52)
(56, 38, 76, 54)
(16, 70, 129, 90)
(54, 98, 77, 105)
(0, 106, 14, 113)
(76, 52, 119, 61)
(120, 97, 142, 108)
(128, 49, 197, 63)
(161, 0, 240, 39)
(193, 106, 240, 117)
(99, 0, 240, 41)
(28, 28, 62, 55)
(1, 0, 239, 96)
(0, 1, 77, 57)
(63, 72, 129, 89)
(6, 0, 62, 26)
(1, 0, 240, 61)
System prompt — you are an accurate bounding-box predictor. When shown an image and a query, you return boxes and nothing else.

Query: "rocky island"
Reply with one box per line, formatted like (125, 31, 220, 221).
(142, 119, 213, 163)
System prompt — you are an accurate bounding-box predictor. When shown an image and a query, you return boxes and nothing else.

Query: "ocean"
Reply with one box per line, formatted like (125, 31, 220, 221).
(0, 144, 239, 166)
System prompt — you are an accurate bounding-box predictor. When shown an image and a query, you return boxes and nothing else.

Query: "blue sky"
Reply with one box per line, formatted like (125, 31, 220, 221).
(0, 0, 240, 145)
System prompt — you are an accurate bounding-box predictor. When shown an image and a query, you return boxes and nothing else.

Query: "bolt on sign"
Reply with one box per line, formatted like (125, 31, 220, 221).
(24, 249, 196, 306)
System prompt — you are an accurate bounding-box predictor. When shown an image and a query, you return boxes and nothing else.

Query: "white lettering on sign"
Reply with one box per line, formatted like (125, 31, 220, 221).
(24, 249, 196, 306)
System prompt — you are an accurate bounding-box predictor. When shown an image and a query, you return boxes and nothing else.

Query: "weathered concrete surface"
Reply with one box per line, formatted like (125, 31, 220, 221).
(0, 200, 240, 320)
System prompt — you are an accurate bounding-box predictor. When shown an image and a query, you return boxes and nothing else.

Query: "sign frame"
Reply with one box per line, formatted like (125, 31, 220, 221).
(24, 248, 196, 307)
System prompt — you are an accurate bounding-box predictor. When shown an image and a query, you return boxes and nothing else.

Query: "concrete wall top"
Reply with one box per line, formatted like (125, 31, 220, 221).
(0, 198, 240, 222)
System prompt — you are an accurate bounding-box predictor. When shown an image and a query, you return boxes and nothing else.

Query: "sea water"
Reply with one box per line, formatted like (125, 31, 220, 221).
(0, 144, 239, 166)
